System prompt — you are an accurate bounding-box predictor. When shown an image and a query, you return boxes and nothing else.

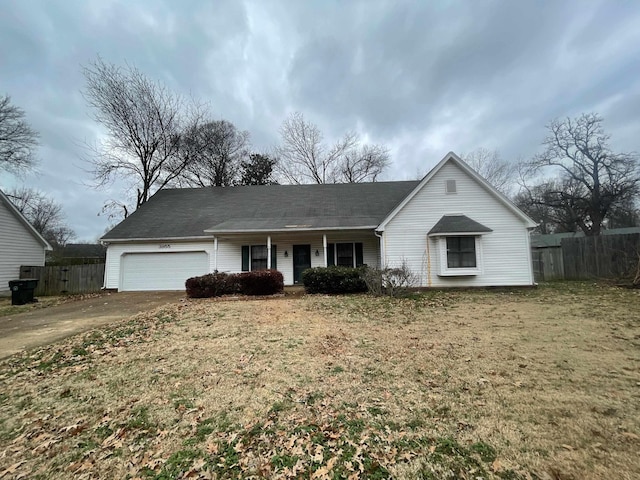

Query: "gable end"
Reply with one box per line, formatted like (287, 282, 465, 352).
(376, 152, 537, 231)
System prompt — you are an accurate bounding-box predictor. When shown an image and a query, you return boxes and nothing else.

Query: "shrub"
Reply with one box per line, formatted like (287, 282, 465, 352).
(237, 270, 284, 296)
(186, 270, 283, 298)
(361, 260, 418, 297)
(301, 266, 367, 294)
(185, 272, 239, 298)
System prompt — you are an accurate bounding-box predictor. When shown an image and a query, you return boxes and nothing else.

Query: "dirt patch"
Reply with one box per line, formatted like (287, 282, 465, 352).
(0, 291, 185, 358)
(0, 283, 638, 479)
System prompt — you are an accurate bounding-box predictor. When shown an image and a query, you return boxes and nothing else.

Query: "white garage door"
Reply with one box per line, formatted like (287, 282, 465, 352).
(121, 252, 209, 291)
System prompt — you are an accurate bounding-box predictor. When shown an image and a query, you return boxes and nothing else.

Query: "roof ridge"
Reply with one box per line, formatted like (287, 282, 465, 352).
(158, 179, 420, 193)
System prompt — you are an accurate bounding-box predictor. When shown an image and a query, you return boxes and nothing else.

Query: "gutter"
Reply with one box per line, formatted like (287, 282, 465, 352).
(99, 235, 216, 243)
(203, 226, 379, 234)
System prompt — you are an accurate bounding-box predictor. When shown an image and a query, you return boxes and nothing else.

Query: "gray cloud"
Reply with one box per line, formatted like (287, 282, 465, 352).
(1, 0, 639, 239)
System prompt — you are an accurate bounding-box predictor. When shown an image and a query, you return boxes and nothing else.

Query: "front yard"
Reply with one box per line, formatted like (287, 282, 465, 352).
(0, 283, 638, 479)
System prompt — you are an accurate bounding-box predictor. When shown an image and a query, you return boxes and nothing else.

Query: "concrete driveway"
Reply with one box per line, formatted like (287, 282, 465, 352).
(0, 291, 185, 359)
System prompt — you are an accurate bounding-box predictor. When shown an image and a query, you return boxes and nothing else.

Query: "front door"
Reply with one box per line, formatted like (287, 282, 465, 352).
(293, 244, 311, 284)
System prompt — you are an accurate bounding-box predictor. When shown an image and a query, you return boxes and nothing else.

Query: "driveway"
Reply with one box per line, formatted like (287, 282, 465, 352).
(0, 291, 185, 359)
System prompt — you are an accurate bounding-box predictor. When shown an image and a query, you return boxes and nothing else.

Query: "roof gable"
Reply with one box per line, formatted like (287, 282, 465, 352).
(376, 152, 537, 231)
(0, 189, 52, 250)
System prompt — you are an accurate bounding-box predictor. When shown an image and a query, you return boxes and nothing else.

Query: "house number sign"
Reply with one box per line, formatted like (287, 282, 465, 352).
(159, 244, 171, 249)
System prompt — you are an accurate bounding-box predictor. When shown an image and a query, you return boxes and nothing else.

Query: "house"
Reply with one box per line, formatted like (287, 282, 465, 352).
(101, 152, 537, 291)
(0, 189, 52, 295)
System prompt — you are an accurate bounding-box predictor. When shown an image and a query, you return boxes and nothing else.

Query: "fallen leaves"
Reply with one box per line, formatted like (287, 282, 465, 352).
(1, 286, 639, 479)
(0, 461, 25, 479)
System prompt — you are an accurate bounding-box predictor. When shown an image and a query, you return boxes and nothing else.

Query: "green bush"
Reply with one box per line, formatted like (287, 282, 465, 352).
(237, 270, 284, 296)
(186, 270, 283, 298)
(301, 266, 367, 294)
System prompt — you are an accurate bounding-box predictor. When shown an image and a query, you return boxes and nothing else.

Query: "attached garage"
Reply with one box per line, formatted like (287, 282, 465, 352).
(120, 251, 209, 291)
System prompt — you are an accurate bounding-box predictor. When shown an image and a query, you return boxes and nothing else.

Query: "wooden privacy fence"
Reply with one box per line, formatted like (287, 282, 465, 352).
(532, 248, 564, 282)
(561, 233, 640, 281)
(19, 264, 105, 296)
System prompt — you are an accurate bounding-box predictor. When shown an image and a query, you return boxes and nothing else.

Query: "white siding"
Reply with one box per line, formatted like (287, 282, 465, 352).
(215, 231, 379, 285)
(0, 201, 46, 295)
(105, 232, 380, 289)
(383, 161, 533, 287)
(104, 241, 215, 290)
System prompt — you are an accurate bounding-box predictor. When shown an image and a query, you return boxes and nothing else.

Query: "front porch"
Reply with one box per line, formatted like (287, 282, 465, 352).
(212, 230, 380, 285)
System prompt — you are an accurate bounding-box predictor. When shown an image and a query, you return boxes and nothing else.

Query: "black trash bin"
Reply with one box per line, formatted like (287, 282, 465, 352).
(8, 279, 39, 306)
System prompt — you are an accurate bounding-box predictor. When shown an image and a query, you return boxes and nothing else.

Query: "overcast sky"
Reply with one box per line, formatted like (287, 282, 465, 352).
(1, 0, 639, 241)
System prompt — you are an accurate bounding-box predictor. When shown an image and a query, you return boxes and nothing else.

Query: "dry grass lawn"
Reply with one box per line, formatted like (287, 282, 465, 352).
(0, 282, 638, 479)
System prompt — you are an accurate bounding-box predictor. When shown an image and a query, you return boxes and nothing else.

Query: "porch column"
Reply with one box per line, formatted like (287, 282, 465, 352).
(213, 237, 218, 271)
(267, 235, 272, 269)
(377, 231, 385, 268)
(323, 234, 328, 267)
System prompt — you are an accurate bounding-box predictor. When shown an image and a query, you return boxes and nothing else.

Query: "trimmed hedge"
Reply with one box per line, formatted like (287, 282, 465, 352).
(185, 272, 239, 298)
(301, 266, 367, 294)
(238, 270, 284, 296)
(185, 270, 283, 298)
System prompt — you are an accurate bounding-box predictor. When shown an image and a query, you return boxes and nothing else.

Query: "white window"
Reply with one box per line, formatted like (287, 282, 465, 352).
(251, 245, 268, 271)
(446, 237, 476, 268)
(437, 236, 482, 276)
(326, 242, 364, 267)
(241, 245, 277, 271)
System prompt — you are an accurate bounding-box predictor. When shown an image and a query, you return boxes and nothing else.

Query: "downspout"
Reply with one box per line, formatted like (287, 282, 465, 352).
(267, 235, 272, 269)
(100, 241, 109, 289)
(375, 230, 384, 268)
(213, 237, 218, 272)
(525, 228, 536, 285)
(323, 234, 328, 267)
(426, 235, 432, 288)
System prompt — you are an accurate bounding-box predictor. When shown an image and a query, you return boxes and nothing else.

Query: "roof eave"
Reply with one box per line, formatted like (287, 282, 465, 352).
(428, 230, 492, 237)
(100, 235, 215, 243)
(204, 225, 379, 234)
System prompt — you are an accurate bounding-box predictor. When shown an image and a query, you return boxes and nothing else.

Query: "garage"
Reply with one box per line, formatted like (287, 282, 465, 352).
(120, 251, 209, 291)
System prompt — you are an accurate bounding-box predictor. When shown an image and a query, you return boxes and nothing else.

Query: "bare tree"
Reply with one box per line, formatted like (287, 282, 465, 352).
(514, 179, 584, 234)
(341, 144, 390, 183)
(0, 95, 39, 176)
(521, 113, 639, 236)
(6, 187, 75, 246)
(462, 148, 517, 195)
(606, 197, 640, 229)
(275, 112, 389, 184)
(99, 199, 130, 221)
(176, 120, 250, 187)
(82, 57, 199, 212)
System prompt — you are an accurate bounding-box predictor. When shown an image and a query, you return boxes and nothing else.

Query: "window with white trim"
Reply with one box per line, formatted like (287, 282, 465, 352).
(251, 245, 268, 271)
(241, 245, 277, 271)
(326, 242, 364, 267)
(436, 236, 482, 276)
(446, 237, 476, 268)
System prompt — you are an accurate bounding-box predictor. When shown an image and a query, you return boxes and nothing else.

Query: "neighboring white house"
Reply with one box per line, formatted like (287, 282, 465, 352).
(0, 189, 52, 295)
(101, 152, 537, 291)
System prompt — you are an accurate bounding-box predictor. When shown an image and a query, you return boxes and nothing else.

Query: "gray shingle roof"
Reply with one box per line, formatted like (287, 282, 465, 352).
(428, 215, 493, 235)
(102, 181, 420, 240)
